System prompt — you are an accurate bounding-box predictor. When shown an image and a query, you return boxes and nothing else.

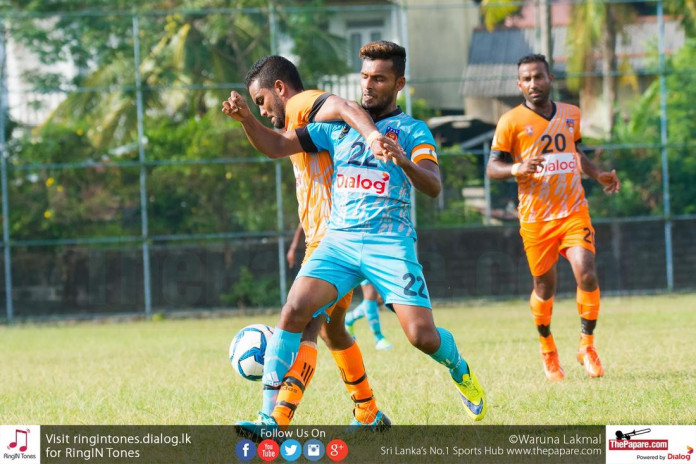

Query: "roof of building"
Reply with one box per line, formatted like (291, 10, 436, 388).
(461, 18, 685, 98)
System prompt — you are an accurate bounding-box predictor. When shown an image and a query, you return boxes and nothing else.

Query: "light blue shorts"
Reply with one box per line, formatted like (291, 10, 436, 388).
(297, 230, 431, 311)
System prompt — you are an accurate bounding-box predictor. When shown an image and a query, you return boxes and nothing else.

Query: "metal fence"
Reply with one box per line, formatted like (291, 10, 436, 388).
(0, 1, 693, 323)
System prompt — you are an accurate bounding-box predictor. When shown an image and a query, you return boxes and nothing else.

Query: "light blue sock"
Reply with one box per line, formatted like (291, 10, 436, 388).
(363, 300, 383, 341)
(346, 302, 367, 325)
(261, 328, 301, 415)
(429, 328, 470, 381)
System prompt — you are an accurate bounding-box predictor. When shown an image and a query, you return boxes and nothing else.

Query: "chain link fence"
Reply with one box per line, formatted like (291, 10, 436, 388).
(0, 1, 693, 322)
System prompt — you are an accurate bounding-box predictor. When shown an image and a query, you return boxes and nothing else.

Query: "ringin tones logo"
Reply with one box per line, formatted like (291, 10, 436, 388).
(1, 426, 40, 463)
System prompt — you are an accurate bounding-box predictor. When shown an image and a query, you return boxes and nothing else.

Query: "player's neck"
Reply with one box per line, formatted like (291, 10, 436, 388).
(524, 99, 555, 119)
(367, 104, 399, 121)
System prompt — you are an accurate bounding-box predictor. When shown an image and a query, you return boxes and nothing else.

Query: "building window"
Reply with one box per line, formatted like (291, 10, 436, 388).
(346, 20, 384, 72)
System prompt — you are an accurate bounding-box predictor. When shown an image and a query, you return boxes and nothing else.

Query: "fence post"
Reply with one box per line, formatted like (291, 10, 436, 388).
(657, 0, 674, 291)
(268, 1, 287, 305)
(0, 20, 14, 324)
(132, 15, 153, 316)
(398, 2, 418, 229)
(275, 161, 287, 305)
(483, 142, 492, 225)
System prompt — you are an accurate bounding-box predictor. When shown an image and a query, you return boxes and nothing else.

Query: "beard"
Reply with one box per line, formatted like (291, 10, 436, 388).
(361, 93, 392, 118)
(270, 94, 286, 129)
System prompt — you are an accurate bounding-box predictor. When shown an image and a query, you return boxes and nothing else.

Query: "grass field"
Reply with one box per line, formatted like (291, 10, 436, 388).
(1, 293, 695, 426)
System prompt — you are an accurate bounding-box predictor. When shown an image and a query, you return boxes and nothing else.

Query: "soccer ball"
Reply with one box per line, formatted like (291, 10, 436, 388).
(229, 324, 274, 381)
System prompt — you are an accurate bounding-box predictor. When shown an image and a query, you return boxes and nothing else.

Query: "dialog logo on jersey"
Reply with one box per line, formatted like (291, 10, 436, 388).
(336, 167, 389, 196)
(535, 152, 577, 176)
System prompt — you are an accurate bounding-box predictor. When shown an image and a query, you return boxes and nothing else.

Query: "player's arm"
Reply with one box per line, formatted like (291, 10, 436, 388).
(384, 126, 441, 197)
(286, 224, 305, 268)
(487, 150, 544, 180)
(394, 157, 442, 198)
(222, 91, 302, 158)
(222, 91, 399, 159)
(577, 147, 621, 193)
(313, 95, 401, 158)
(487, 116, 543, 180)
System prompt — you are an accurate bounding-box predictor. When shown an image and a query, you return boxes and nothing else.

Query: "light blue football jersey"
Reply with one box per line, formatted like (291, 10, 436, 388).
(298, 109, 438, 239)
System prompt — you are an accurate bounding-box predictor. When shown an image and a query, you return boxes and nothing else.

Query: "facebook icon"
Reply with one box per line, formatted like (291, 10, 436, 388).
(235, 439, 256, 462)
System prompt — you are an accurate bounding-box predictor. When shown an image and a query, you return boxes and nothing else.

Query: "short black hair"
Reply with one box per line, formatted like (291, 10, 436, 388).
(359, 41, 406, 78)
(244, 55, 304, 91)
(517, 54, 550, 74)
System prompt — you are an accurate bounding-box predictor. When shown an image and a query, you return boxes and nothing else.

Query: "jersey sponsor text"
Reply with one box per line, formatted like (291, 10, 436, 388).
(536, 152, 577, 177)
(336, 166, 390, 196)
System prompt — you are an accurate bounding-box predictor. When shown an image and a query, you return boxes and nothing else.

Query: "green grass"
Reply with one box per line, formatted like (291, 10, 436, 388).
(2, 293, 695, 425)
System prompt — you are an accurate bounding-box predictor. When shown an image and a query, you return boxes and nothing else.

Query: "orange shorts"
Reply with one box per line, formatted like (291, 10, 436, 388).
(303, 240, 353, 316)
(520, 210, 596, 277)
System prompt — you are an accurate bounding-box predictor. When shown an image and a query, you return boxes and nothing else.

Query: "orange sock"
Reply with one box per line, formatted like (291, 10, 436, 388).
(271, 342, 317, 428)
(331, 342, 377, 423)
(530, 292, 556, 353)
(577, 287, 600, 321)
(579, 333, 594, 350)
(538, 334, 557, 353)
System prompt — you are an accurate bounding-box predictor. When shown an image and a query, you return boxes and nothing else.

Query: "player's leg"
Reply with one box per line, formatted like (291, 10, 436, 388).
(391, 303, 486, 421)
(531, 267, 564, 381)
(321, 296, 391, 431)
(344, 283, 367, 338)
(268, 236, 369, 430)
(236, 277, 337, 439)
(361, 234, 485, 421)
(261, 277, 337, 414)
(269, 316, 323, 428)
(559, 212, 604, 377)
(357, 282, 392, 349)
(255, 230, 362, 426)
(521, 219, 564, 381)
(565, 245, 604, 377)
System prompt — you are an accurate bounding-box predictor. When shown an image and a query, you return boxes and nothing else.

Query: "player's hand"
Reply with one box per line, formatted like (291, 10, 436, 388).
(286, 246, 297, 268)
(597, 169, 621, 194)
(518, 155, 544, 176)
(221, 91, 252, 121)
(370, 135, 402, 163)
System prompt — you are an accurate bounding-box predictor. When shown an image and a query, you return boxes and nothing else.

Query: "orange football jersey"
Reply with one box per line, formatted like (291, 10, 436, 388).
(284, 90, 334, 244)
(492, 102, 588, 223)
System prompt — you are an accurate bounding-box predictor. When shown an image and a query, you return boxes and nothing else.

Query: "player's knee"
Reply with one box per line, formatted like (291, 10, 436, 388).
(578, 271, 598, 290)
(403, 323, 439, 353)
(278, 300, 314, 332)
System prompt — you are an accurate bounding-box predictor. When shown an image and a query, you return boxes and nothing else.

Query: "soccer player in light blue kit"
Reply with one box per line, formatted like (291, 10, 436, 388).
(345, 280, 394, 350)
(229, 41, 486, 425)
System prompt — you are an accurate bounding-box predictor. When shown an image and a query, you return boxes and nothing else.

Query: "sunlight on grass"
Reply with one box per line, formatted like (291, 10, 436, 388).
(1, 293, 695, 425)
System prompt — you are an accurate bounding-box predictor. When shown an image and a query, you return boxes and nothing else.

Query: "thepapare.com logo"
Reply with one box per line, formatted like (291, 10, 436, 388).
(609, 428, 668, 451)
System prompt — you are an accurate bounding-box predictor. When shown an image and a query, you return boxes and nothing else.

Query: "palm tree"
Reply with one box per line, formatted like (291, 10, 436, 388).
(566, 0, 636, 138)
(22, 1, 346, 151)
(480, 0, 522, 31)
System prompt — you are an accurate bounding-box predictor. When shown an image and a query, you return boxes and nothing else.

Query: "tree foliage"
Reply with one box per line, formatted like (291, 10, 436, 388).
(588, 39, 696, 217)
(479, 0, 521, 31)
(4, 0, 343, 242)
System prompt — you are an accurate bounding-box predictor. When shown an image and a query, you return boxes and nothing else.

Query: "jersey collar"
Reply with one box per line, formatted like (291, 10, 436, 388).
(522, 101, 556, 121)
(373, 106, 403, 123)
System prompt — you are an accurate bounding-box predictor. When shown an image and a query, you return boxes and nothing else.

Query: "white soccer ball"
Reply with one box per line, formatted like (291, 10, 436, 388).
(229, 324, 274, 381)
